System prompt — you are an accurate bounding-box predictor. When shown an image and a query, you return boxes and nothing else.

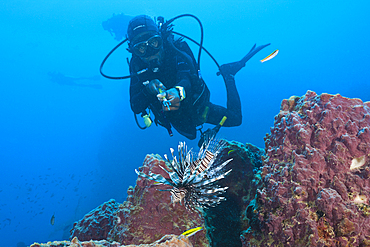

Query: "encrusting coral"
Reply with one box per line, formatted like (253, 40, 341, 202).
(242, 91, 370, 246)
(71, 154, 208, 246)
(31, 235, 193, 247)
(34, 91, 370, 247)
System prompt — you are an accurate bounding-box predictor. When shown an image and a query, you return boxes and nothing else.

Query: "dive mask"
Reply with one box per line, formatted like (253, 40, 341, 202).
(132, 35, 163, 57)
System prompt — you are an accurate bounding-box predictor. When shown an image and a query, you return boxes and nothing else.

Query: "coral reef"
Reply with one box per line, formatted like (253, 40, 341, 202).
(71, 154, 208, 246)
(243, 91, 370, 246)
(41, 90, 370, 247)
(31, 235, 193, 247)
(203, 141, 264, 247)
(71, 199, 119, 241)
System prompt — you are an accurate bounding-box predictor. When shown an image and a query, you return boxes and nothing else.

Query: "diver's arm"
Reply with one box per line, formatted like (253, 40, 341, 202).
(129, 57, 157, 114)
(129, 77, 153, 114)
(175, 72, 191, 101)
(157, 69, 191, 112)
(173, 56, 193, 99)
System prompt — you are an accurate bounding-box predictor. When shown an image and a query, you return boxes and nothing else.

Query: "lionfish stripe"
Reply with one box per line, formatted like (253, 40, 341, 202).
(168, 171, 181, 184)
(213, 159, 233, 174)
(148, 172, 176, 186)
(188, 152, 214, 182)
(170, 188, 186, 204)
(163, 155, 185, 181)
(193, 169, 232, 187)
(182, 159, 198, 183)
(189, 159, 200, 174)
(198, 150, 214, 173)
(183, 167, 208, 185)
(199, 139, 225, 158)
(206, 159, 233, 178)
(159, 165, 182, 184)
(199, 187, 228, 195)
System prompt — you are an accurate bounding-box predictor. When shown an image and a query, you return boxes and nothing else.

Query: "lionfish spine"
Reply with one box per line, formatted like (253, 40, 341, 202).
(192, 169, 232, 187)
(199, 187, 229, 194)
(187, 149, 215, 178)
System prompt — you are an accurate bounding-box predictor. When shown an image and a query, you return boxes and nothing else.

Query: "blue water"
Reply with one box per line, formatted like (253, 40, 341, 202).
(1, 0, 369, 246)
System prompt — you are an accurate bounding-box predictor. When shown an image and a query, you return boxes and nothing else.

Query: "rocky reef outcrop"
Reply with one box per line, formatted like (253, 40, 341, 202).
(202, 142, 264, 247)
(243, 91, 370, 246)
(69, 141, 262, 247)
(31, 235, 193, 247)
(71, 155, 208, 247)
(70, 199, 120, 241)
(35, 91, 370, 247)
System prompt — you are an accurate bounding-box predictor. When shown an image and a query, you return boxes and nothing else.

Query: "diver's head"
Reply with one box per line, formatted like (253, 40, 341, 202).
(127, 15, 164, 65)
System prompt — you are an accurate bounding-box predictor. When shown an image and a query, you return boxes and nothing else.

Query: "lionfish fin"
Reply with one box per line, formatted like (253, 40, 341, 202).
(135, 169, 174, 186)
(192, 169, 232, 187)
(198, 150, 214, 173)
(136, 139, 232, 211)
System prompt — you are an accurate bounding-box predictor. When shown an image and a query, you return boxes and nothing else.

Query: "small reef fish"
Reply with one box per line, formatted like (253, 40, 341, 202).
(260, 49, 279, 63)
(50, 213, 55, 225)
(227, 150, 235, 155)
(182, 226, 203, 237)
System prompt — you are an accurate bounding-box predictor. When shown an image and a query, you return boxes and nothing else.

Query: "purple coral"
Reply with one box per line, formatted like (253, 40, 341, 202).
(243, 91, 370, 246)
(70, 199, 119, 241)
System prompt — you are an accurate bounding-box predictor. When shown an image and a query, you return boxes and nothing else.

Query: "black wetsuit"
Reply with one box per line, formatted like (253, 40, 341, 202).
(129, 39, 242, 140)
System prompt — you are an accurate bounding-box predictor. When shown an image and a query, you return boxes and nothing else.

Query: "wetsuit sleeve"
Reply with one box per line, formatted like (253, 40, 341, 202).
(175, 56, 193, 96)
(129, 57, 157, 114)
(173, 41, 199, 97)
(129, 75, 152, 114)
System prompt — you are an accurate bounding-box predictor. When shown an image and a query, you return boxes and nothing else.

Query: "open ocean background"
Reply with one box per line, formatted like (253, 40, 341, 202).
(1, 0, 369, 246)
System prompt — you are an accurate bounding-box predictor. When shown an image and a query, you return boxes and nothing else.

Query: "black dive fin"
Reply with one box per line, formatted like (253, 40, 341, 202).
(217, 43, 271, 77)
(241, 43, 271, 65)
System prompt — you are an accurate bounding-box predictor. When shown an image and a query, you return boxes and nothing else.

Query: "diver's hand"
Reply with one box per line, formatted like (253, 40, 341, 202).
(145, 79, 166, 95)
(157, 88, 180, 111)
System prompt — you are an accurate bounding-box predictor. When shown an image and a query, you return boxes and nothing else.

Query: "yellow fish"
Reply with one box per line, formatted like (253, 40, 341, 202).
(50, 213, 55, 225)
(227, 150, 235, 155)
(182, 226, 203, 237)
(260, 49, 279, 63)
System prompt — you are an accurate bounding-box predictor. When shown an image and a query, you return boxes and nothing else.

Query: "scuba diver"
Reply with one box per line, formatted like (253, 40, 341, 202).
(48, 71, 102, 89)
(102, 13, 133, 41)
(100, 14, 270, 146)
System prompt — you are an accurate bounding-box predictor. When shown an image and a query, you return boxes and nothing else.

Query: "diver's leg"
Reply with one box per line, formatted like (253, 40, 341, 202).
(224, 75, 242, 126)
(206, 75, 242, 127)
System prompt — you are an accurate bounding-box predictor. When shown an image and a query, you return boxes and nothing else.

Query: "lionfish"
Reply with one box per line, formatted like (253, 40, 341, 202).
(135, 139, 232, 210)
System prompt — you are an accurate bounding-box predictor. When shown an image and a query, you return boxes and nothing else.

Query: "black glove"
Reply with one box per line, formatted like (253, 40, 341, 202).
(145, 79, 166, 95)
